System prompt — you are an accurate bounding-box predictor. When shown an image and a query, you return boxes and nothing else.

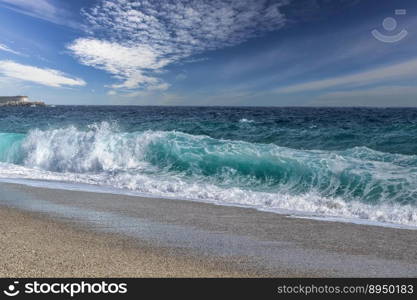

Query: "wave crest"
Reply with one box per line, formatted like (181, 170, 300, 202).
(0, 121, 416, 226)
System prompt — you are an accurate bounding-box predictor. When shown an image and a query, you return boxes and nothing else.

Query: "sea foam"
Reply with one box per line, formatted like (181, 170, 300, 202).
(0, 121, 416, 227)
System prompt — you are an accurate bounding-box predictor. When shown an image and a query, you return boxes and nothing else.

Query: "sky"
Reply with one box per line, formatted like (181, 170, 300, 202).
(0, 0, 416, 106)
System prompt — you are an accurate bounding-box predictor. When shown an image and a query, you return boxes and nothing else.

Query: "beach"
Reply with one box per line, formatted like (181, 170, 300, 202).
(1, 181, 416, 277)
(0, 206, 247, 277)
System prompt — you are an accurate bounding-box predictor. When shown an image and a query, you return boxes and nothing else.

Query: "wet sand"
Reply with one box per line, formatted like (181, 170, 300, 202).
(0, 181, 416, 277)
(0, 207, 251, 277)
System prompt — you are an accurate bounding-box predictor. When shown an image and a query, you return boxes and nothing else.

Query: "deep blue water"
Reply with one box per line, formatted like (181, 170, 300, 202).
(0, 106, 416, 226)
(2, 106, 417, 154)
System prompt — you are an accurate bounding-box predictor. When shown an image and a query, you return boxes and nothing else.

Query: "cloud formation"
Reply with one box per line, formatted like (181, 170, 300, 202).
(276, 58, 417, 94)
(0, 0, 78, 28)
(0, 43, 22, 56)
(69, 0, 291, 92)
(0, 60, 86, 87)
(311, 86, 417, 107)
(68, 38, 169, 90)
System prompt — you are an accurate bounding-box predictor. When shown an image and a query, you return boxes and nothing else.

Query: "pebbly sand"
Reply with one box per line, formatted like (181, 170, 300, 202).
(0, 181, 416, 277)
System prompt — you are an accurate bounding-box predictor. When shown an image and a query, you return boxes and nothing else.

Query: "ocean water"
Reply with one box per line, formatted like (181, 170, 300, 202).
(0, 106, 417, 227)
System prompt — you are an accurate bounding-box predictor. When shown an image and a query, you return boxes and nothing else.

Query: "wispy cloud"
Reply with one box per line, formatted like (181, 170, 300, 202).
(0, 0, 79, 28)
(275, 58, 417, 94)
(69, 0, 291, 92)
(311, 85, 417, 107)
(0, 60, 86, 87)
(0, 43, 22, 56)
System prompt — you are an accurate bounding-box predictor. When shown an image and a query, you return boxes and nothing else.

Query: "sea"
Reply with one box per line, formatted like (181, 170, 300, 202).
(0, 106, 416, 228)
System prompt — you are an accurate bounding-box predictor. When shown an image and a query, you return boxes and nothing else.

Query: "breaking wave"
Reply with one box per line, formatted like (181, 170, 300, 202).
(0, 122, 416, 226)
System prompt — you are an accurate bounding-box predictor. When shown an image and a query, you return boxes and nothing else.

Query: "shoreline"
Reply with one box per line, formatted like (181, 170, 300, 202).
(1, 177, 414, 231)
(1, 181, 417, 277)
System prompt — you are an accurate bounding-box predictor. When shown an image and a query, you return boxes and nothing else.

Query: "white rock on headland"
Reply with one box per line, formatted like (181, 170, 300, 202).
(0, 96, 46, 107)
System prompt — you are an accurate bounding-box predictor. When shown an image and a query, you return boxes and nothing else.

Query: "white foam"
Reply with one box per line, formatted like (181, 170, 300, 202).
(21, 123, 162, 173)
(0, 161, 416, 228)
(1, 122, 416, 228)
(239, 118, 255, 123)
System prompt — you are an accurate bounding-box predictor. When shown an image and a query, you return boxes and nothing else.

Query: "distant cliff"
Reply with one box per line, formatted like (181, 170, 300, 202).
(0, 96, 46, 107)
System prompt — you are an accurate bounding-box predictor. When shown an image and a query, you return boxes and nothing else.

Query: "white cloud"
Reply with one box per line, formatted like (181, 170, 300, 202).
(311, 85, 417, 107)
(0, 0, 78, 28)
(0, 60, 86, 87)
(69, 0, 291, 92)
(0, 0, 55, 15)
(276, 58, 417, 94)
(0, 43, 22, 56)
(68, 38, 169, 90)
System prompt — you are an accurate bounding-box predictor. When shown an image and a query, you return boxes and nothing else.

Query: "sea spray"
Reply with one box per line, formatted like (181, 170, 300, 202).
(0, 120, 416, 226)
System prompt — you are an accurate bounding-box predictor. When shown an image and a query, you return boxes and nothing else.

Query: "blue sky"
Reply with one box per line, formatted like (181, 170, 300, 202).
(0, 0, 416, 106)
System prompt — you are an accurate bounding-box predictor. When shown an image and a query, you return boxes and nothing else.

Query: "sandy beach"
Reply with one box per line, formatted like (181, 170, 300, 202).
(0, 181, 416, 277)
(0, 207, 250, 277)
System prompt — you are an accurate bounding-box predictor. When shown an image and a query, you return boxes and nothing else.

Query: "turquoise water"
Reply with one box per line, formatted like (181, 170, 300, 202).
(0, 106, 416, 226)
